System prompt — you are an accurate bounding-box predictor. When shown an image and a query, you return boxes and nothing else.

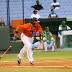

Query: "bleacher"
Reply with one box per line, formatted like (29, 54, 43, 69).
(9, 0, 23, 25)
(0, 0, 7, 22)
(24, 0, 72, 18)
(0, 0, 72, 25)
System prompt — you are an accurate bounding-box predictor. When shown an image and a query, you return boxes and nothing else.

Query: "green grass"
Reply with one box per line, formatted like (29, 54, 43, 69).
(0, 69, 72, 72)
(0, 51, 72, 61)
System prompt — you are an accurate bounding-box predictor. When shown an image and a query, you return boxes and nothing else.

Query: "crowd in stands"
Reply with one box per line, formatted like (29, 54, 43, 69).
(31, 10, 40, 19)
(31, 0, 44, 11)
(31, 0, 59, 19)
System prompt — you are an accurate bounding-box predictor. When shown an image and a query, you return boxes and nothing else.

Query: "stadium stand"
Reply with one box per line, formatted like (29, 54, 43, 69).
(24, 0, 72, 18)
(0, 0, 72, 25)
(9, 0, 23, 25)
(0, 0, 7, 22)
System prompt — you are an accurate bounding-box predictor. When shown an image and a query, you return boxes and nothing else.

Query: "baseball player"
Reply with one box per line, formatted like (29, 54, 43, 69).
(43, 27, 52, 37)
(43, 32, 55, 52)
(58, 21, 71, 47)
(15, 18, 43, 65)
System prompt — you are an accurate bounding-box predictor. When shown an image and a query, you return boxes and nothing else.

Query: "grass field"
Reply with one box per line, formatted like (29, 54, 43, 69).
(0, 51, 72, 61)
(0, 69, 72, 72)
(0, 51, 72, 72)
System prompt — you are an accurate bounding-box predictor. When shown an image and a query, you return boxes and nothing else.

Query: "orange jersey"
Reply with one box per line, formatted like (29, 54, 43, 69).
(18, 23, 43, 37)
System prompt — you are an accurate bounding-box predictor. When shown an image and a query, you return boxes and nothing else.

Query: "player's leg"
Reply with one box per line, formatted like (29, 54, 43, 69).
(21, 36, 34, 63)
(47, 41, 55, 51)
(32, 41, 41, 49)
(27, 37, 34, 64)
(17, 33, 27, 64)
(43, 42, 47, 52)
(18, 33, 34, 64)
(58, 33, 63, 47)
(18, 45, 26, 59)
(52, 41, 55, 51)
(38, 41, 41, 49)
(24, 38, 34, 63)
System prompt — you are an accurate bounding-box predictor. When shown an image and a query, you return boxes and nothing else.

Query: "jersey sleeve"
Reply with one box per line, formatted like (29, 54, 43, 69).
(37, 24, 43, 34)
(50, 32, 52, 36)
(67, 26, 71, 29)
(18, 25, 24, 30)
(43, 37, 46, 40)
(48, 14, 51, 17)
(59, 26, 62, 30)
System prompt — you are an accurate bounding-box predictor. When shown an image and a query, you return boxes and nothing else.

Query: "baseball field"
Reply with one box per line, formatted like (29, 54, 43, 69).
(0, 51, 72, 72)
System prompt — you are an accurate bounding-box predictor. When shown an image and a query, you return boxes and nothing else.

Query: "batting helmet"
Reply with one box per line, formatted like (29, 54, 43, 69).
(31, 17, 40, 25)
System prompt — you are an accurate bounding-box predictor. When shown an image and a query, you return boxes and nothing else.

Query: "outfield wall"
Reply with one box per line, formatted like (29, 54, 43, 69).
(0, 26, 10, 50)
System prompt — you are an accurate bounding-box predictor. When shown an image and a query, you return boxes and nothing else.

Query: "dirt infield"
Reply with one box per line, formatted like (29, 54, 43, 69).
(0, 60, 72, 70)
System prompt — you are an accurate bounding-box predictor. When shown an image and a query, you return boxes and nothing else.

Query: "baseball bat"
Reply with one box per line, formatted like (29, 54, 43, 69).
(0, 46, 12, 59)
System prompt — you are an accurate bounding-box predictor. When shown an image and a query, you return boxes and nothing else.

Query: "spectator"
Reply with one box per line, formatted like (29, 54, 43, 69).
(31, 10, 40, 19)
(43, 32, 55, 52)
(31, 0, 44, 11)
(48, 9, 59, 18)
(51, 0, 60, 10)
(58, 21, 71, 47)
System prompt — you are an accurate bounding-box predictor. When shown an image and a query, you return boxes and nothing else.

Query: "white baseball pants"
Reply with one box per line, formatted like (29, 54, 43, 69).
(43, 41, 55, 51)
(18, 33, 34, 62)
(32, 41, 41, 49)
(58, 33, 63, 46)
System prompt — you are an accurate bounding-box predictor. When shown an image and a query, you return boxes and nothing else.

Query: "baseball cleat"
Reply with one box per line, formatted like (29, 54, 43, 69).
(29, 61, 34, 65)
(60, 45, 62, 48)
(17, 60, 21, 64)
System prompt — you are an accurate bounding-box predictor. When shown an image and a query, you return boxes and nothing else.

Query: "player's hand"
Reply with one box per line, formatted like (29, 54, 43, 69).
(13, 31, 19, 41)
(53, 39, 55, 43)
(47, 37, 49, 40)
(13, 35, 17, 41)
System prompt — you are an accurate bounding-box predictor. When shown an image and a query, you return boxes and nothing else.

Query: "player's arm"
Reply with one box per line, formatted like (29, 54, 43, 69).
(52, 39, 55, 43)
(16, 27, 19, 33)
(13, 25, 24, 40)
(37, 24, 43, 36)
(67, 26, 71, 30)
(59, 29, 71, 32)
(52, 4, 60, 9)
(43, 37, 49, 42)
(58, 26, 67, 32)
(15, 25, 24, 35)
(37, 24, 43, 41)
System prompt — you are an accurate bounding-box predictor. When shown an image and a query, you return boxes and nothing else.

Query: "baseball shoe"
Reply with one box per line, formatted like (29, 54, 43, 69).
(29, 61, 34, 65)
(17, 55, 21, 65)
(60, 45, 62, 48)
(17, 60, 21, 64)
